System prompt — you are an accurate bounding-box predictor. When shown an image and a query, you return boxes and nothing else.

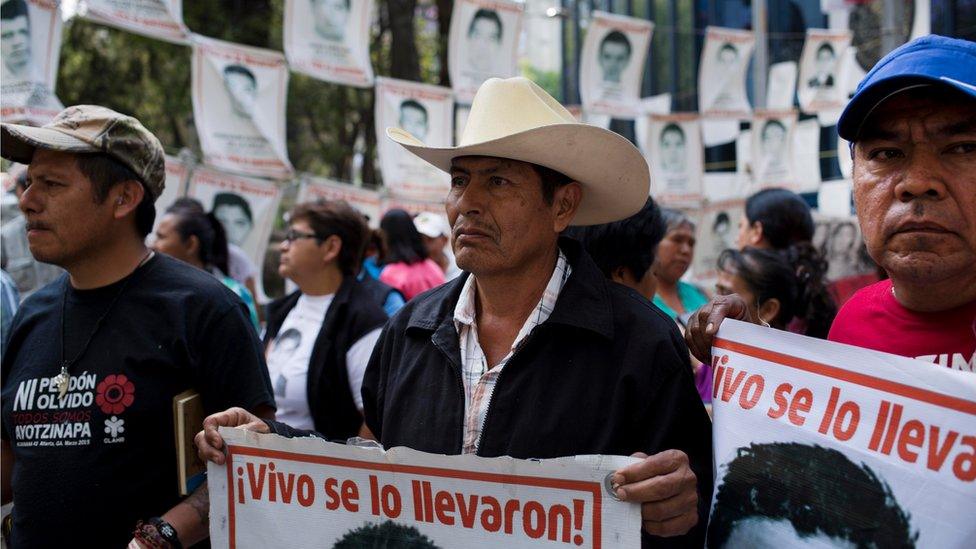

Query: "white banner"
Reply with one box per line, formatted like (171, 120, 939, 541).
(151, 154, 190, 232)
(698, 27, 754, 119)
(0, 0, 63, 125)
(447, 0, 523, 104)
(81, 0, 189, 44)
(186, 167, 282, 284)
(382, 195, 446, 218)
(750, 110, 797, 189)
(708, 320, 976, 548)
(375, 77, 452, 202)
(192, 35, 293, 179)
(578, 11, 653, 119)
(298, 177, 382, 227)
(208, 428, 641, 548)
(646, 114, 703, 206)
(283, 0, 374, 87)
(797, 29, 852, 114)
(692, 200, 743, 282)
(765, 61, 796, 111)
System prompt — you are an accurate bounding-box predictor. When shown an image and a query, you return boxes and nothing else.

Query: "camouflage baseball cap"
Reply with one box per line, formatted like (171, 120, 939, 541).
(0, 105, 166, 200)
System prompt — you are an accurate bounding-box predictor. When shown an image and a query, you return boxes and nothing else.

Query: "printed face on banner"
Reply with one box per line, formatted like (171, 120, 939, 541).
(0, 0, 63, 124)
(692, 202, 743, 281)
(81, 0, 188, 43)
(448, 0, 522, 103)
(187, 168, 282, 270)
(192, 37, 293, 179)
(813, 215, 873, 281)
(709, 320, 976, 548)
(751, 113, 796, 188)
(797, 31, 852, 114)
(579, 12, 653, 119)
(284, 0, 373, 87)
(698, 28, 754, 117)
(375, 77, 452, 202)
(647, 116, 703, 205)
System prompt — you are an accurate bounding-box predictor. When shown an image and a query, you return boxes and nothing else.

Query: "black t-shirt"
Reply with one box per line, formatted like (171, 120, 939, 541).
(1, 254, 275, 548)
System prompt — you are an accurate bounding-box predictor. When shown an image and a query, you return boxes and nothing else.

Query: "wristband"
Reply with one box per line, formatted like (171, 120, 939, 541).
(133, 517, 183, 549)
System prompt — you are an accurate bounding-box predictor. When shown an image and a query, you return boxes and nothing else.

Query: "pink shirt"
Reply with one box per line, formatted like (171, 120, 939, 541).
(828, 279, 976, 373)
(379, 259, 446, 300)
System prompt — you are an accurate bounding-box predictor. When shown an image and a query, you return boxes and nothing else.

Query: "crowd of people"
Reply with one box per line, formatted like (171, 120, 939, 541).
(0, 34, 973, 548)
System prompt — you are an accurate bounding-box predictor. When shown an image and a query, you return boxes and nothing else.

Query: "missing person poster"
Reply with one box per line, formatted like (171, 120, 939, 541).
(375, 77, 452, 202)
(186, 167, 282, 284)
(192, 35, 294, 179)
(646, 114, 703, 206)
(828, 0, 929, 75)
(708, 320, 976, 548)
(750, 110, 797, 189)
(208, 428, 642, 548)
(151, 154, 190, 234)
(698, 27, 754, 118)
(382, 195, 446, 217)
(692, 200, 743, 282)
(578, 11, 653, 119)
(283, 0, 374, 87)
(0, 0, 63, 125)
(298, 177, 382, 227)
(447, 0, 523, 104)
(797, 29, 851, 114)
(81, 0, 189, 44)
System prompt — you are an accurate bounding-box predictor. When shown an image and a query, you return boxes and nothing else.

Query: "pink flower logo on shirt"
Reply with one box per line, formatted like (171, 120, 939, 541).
(95, 374, 135, 415)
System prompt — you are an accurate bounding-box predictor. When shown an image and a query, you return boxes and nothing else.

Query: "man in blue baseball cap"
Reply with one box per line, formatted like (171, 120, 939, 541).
(686, 35, 976, 372)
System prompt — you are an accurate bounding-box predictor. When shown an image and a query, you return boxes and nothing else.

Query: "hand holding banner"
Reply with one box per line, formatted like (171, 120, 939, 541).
(208, 428, 642, 548)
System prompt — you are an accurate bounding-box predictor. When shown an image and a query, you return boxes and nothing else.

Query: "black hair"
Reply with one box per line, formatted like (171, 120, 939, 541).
(0, 0, 28, 20)
(169, 197, 205, 214)
(567, 197, 666, 282)
(816, 42, 836, 57)
(713, 212, 730, 232)
(707, 442, 917, 548)
(165, 207, 231, 274)
(531, 163, 573, 205)
(399, 99, 428, 123)
(212, 192, 253, 223)
(334, 521, 439, 548)
(718, 245, 836, 337)
(74, 153, 155, 238)
(223, 64, 256, 85)
(744, 188, 815, 250)
(467, 9, 502, 41)
(14, 170, 27, 191)
(290, 199, 370, 276)
(599, 30, 632, 57)
(660, 123, 685, 143)
(380, 209, 428, 266)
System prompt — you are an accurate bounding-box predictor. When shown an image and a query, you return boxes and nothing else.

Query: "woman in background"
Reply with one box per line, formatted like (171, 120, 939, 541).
(378, 209, 445, 300)
(653, 208, 709, 325)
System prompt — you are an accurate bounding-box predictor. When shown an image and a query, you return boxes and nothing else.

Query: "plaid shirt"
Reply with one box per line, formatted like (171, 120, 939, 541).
(453, 250, 572, 454)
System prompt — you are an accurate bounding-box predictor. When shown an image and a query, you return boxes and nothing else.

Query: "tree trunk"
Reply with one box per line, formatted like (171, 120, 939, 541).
(436, 0, 453, 87)
(387, 0, 420, 81)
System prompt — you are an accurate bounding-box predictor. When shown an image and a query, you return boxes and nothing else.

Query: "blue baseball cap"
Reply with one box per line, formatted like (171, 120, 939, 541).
(837, 35, 976, 141)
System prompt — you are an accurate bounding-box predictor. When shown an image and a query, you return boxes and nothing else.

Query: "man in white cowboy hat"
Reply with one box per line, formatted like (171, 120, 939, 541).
(197, 77, 713, 545)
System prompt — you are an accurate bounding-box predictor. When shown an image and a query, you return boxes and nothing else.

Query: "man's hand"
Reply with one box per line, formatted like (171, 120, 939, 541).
(195, 407, 270, 465)
(685, 294, 752, 364)
(611, 450, 699, 537)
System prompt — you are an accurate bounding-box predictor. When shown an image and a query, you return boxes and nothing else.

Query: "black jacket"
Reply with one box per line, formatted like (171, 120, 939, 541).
(264, 276, 388, 441)
(269, 240, 713, 546)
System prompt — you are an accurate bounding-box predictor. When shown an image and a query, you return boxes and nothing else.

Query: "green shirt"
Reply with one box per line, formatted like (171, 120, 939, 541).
(653, 281, 708, 321)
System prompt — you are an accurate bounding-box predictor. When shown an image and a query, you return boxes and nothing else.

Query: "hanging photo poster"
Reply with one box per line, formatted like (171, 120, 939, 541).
(151, 154, 190, 234)
(283, 0, 374, 87)
(750, 110, 797, 189)
(0, 0, 63, 125)
(698, 27, 754, 119)
(646, 114, 703, 206)
(797, 29, 852, 114)
(375, 77, 453, 202)
(578, 11, 653, 119)
(187, 167, 282, 289)
(447, 0, 523, 104)
(192, 35, 293, 179)
(692, 200, 744, 282)
(81, 0, 189, 44)
(298, 177, 382, 226)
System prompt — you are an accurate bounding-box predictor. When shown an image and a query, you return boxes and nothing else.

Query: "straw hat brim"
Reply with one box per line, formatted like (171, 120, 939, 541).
(387, 123, 649, 226)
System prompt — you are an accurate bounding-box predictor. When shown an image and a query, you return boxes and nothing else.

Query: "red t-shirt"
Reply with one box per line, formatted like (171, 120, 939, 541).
(828, 279, 976, 373)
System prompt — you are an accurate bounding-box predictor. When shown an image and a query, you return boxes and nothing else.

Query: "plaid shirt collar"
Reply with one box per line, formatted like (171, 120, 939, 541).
(453, 249, 572, 341)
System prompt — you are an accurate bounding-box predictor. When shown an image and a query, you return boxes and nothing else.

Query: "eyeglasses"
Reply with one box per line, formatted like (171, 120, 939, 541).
(283, 229, 321, 243)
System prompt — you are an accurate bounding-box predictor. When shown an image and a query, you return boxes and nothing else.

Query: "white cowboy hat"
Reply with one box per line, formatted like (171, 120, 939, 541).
(386, 77, 650, 226)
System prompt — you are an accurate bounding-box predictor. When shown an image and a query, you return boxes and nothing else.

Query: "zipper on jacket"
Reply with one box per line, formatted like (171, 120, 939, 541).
(474, 329, 538, 457)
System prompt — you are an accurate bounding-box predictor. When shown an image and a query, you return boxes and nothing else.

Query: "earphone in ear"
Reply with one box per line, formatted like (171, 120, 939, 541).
(117, 197, 124, 205)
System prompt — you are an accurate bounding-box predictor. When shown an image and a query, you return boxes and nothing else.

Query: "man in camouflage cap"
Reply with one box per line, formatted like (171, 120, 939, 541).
(0, 106, 276, 548)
